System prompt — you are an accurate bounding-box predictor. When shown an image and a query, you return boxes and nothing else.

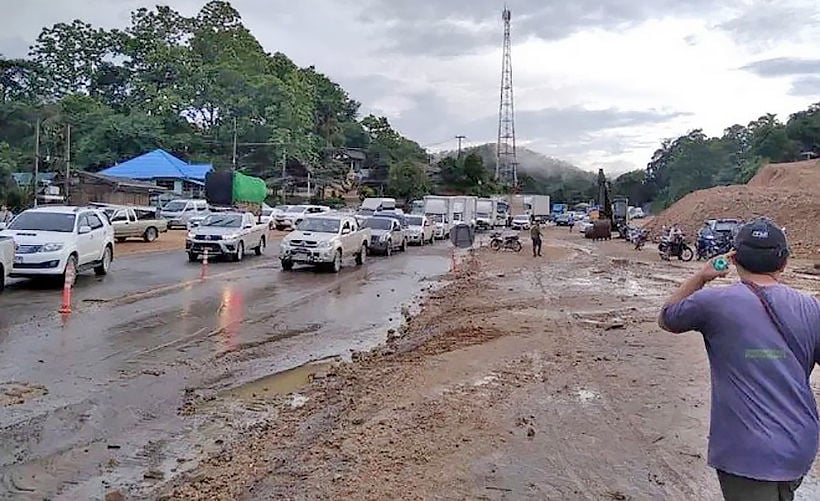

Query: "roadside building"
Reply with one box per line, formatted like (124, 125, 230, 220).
(98, 149, 212, 199)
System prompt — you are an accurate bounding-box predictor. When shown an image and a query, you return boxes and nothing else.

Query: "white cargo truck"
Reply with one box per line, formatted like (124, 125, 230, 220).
(476, 198, 497, 230)
(449, 196, 477, 229)
(524, 195, 551, 223)
(423, 195, 452, 240)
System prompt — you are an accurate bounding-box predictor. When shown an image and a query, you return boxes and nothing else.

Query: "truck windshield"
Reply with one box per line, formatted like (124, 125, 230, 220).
(406, 216, 423, 226)
(297, 218, 340, 233)
(201, 215, 242, 227)
(364, 218, 393, 230)
(9, 212, 76, 232)
(162, 201, 187, 212)
(427, 214, 445, 223)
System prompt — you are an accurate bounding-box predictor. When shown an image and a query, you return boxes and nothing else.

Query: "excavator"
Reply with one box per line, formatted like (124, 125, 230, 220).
(585, 169, 629, 240)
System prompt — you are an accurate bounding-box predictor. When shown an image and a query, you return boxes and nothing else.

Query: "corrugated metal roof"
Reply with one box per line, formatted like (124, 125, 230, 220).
(98, 149, 213, 181)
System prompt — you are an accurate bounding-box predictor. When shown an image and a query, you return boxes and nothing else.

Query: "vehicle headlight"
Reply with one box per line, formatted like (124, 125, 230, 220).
(380, 234, 389, 241)
(318, 240, 333, 249)
(224, 234, 239, 241)
(41, 243, 64, 252)
(187, 232, 196, 239)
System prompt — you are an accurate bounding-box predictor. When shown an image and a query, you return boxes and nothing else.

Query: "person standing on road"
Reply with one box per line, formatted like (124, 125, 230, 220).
(658, 218, 820, 501)
(530, 220, 542, 257)
(0, 205, 12, 224)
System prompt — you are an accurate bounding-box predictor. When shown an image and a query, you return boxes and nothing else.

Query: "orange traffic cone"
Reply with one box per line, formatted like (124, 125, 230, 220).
(58, 280, 72, 314)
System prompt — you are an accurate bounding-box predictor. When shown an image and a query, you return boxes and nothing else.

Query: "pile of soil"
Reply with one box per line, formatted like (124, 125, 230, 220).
(647, 160, 820, 258)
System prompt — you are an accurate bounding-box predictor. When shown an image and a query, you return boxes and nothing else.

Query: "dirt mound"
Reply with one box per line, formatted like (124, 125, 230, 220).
(748, 160, 820, 189)
(645, 185, 819, 258)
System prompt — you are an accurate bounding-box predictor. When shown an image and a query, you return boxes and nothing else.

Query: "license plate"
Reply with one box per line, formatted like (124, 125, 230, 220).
(14, 255, 23, 264)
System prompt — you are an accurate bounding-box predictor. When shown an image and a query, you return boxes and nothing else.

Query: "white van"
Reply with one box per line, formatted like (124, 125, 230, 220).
(159, 199, 210, 229)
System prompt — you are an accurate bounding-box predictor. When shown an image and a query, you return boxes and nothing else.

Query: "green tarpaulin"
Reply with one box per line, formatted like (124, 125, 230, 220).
(232, 171, 267, 204)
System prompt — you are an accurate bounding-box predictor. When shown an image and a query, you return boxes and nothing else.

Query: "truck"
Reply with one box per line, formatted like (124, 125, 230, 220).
(409, 199, 425, 215)
(492, 197, 509, 227)
(551, 203, 568, 221)
(0, 236, 15, 292)
(205, 170, 269, 217)
(279, 213, 370, 273)
(476, 198, 497, 230)
(449, 196, 477, 228)
(186, 211, 268, 262)
(358, 197, 397, 216)
(524, 195, 551, 223)
(423, 195, 452, 240)
(93, 204, 169, 243)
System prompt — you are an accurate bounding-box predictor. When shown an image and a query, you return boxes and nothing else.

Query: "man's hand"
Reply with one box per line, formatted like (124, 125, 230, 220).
(695, 251, 735, 283)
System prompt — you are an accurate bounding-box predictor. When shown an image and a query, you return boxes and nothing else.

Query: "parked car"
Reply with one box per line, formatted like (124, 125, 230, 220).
(274, 204, 330, 230)
(363, 216, 407, 255)
(160, 199, 210, 229)
(99, 205, 169, 242)
(0, 206, 115, 283)
(186, 211, 268, 262)
(0, 235, 15, 292)
(279, 214, 371, 272)
(405, 215, 434, 245)
(510, 214, 531, 231)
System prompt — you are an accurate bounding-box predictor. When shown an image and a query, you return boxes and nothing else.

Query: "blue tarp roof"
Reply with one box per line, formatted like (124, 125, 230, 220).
(98, 149, 213, 181)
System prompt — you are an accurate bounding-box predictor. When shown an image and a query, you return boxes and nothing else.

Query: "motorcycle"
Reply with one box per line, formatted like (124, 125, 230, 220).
(489, 231, 523, 252)
(659, 234, 694, 261)
(632, 229, 650, 250)
(696, 234, 733, 261)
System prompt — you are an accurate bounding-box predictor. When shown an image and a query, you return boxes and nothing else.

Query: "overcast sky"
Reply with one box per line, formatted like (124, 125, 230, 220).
(2, 0, 819, 174)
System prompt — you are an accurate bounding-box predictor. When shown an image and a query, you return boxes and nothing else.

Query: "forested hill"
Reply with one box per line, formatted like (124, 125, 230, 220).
(0, 0, 428, 206)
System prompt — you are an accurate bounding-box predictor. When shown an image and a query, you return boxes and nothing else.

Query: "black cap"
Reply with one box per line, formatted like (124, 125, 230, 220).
(734, 218, 789, 273)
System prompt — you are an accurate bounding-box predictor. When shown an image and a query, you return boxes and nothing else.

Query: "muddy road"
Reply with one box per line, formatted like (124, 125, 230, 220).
(0, 238, 452, 499)
(157, 228, 820, 501)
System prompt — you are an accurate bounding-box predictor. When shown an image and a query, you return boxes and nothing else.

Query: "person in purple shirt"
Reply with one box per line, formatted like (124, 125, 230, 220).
(659, 218, 820, 501)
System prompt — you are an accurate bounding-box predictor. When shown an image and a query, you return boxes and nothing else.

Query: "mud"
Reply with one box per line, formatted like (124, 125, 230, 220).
(0, 240, 452, 499)
(157, 227, 820, 501)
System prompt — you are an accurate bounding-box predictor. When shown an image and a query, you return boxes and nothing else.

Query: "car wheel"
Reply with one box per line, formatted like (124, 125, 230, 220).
(94, 246, 112, 276)
(400, 238, 407, 252)
(0, 264, 4, 293)
(255, 236, 265, 256)
(63, 254, 78, 286)
(188, 252, 198, 262)
(234, 241, 245, 262)
(330, 249, 342, 273)
(116, 236, 127, 243)
(281, 259, 294, 271)
(386, 241, 392, 257)
(355, 244, 367, 265)
(143, 227, 158, 242)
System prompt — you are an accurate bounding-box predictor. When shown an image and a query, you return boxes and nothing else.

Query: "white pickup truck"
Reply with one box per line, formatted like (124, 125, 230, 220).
(0, 236, 15, 292)
(185, 211, 268, 262)
(280, 213, 371, 273)
(97, 205, 169, 242)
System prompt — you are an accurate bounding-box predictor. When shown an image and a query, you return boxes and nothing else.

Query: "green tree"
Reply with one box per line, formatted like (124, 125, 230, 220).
(387, 160, 429, 202)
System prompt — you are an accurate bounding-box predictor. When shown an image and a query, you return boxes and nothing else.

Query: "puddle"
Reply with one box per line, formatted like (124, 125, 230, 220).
(225, 359, 338, 401)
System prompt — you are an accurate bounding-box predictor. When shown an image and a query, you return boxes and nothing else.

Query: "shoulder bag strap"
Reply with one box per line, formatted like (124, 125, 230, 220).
(743, 281, 807, 374)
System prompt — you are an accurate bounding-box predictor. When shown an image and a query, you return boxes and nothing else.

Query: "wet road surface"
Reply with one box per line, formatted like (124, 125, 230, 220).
(0, 239, 451, 499)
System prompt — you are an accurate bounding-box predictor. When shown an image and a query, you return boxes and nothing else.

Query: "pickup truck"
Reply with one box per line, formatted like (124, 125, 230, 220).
(0, 236, 15, 292)
(99, 205, 169, 242)
(186, 211, 268, 262)
(280, 213, 370, 273)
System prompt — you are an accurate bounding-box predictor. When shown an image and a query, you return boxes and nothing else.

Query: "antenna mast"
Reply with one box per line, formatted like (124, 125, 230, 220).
(496, 6, 517, 188)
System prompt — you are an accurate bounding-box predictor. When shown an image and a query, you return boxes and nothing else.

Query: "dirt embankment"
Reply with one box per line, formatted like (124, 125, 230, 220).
(647, 160, 820, 259)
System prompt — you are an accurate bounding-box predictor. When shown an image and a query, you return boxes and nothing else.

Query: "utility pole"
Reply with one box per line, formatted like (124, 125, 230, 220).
(64, 124, 71, 203)
(231, 117, 238, 169)
(33, 119, 40, 207)
(455, 135, 466, 158)
(307, 169, 312, 201)
(281, 150, 287, 203)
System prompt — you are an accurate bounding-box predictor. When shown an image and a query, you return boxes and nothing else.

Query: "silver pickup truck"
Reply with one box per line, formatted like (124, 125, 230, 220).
(280, 213, 371, 272)
(0, 235, 15, 292)
(99, 205, 169, 242)
(186, 211, 268, 262)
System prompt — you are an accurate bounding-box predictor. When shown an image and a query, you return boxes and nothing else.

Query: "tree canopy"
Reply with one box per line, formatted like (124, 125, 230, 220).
(0, 1, 427, 208)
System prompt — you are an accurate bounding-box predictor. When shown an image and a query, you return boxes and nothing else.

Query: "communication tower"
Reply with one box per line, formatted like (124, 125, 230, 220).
(496, 6, 518, 187)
